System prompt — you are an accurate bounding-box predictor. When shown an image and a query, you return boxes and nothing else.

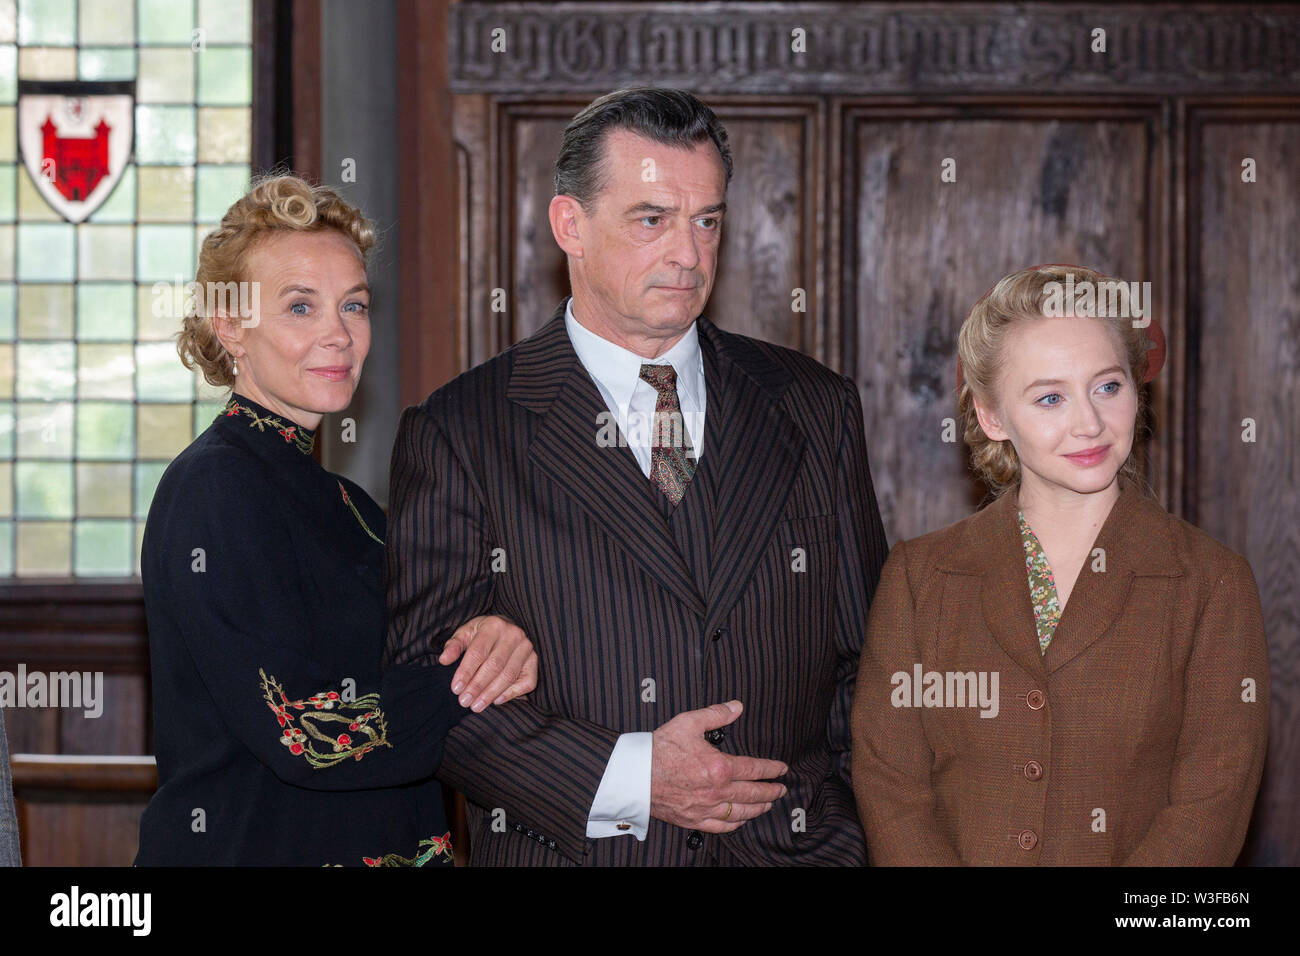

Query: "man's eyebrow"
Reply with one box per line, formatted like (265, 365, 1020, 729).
(624, 202, 674, 216)
(1021, 366, 1126, 393)
(623, 201, 728, 216)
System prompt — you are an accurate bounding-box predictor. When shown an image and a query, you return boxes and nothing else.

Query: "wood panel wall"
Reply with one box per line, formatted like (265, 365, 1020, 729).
(0, 584, 152, 864)
(1188, 104, 1300, 865)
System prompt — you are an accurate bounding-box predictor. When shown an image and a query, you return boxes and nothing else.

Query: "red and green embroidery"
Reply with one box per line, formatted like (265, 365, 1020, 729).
(260, 668, 390, 767)
(221, 398, 315, 455)
(338, 481, 384, 545)
(362, 832, 455, 867)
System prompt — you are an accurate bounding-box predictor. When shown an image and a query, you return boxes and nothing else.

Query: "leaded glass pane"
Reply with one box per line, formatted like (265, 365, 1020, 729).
(16, 400, 71, 457)
(0, 163, 14, 220)
(195, 46, 248, 106)
(16, 519, 71, 574)
(137, 0, 192, 45)
(136, 222, 193, 280)
(78, 223, 134, 278)
(194, 163, 244, 222)
(0, 283, 13, 337)
(78, 46, 133, 80)
(16, 282, 71, 337)
(0, 45, 16, 101)
(135, 104, 195, 164)
(18, 45, 76, 79)
(78, 0, 134, 46)
(18, 0, 75, 46)
(77, 341, 134, 399)
(74, 517, 132, 574)
(137, 47, 193, 103)
(76, 460, 130, 516)
(137, 164, 193, 220)
(76, 282, 133, 339)
(16, 459, 72, 517)
(0, 106, 15, 159)
(75, 400, 132, 459)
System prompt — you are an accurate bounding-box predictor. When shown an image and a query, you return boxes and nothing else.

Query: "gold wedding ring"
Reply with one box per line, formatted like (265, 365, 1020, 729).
(724, 802, 733, 820)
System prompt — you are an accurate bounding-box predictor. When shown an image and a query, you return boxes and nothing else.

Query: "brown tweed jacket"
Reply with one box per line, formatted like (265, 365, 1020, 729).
(851, 482, 1270, 865)
(384, 299, 888, 866)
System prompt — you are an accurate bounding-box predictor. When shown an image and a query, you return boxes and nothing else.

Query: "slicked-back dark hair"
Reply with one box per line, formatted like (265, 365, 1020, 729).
(554, 87, 733, 209)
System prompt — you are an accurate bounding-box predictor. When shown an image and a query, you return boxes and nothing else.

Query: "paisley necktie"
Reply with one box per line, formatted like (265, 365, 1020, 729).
(638, 363, 697, 505)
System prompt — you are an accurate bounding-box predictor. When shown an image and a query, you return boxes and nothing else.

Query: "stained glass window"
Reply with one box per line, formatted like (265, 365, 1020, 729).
(0, 0, 253, 576)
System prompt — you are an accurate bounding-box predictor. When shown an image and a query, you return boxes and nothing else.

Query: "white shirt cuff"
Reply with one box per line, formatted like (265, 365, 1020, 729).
(586, 732, 652, 840)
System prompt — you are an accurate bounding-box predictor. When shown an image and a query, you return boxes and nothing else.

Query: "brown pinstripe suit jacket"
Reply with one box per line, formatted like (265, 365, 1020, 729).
(384, 299, 888, 865)
(851, 482, 1270, 865)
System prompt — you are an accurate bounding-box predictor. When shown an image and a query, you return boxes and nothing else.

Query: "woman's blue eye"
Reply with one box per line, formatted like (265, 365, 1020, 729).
(1099, 380, 1121, 394)
(290, 302, 309, 316)
(344, 301, 369, 314)
(1036, 393, 1062, 407)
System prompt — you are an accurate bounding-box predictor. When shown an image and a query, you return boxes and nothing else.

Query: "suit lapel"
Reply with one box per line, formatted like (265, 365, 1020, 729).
(510, 300, 706, 617)
(696, 316, 806, 632)
(1042, 483, 1181, 674)
(965, 492, 1049, 679)
(943, 482, 1183, 678)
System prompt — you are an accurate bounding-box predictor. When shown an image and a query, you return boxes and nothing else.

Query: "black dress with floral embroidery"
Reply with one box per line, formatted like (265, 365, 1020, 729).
(135, 394, 462, 866)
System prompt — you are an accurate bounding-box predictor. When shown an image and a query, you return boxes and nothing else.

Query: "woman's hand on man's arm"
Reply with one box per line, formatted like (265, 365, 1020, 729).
(439, 615, 538, 712)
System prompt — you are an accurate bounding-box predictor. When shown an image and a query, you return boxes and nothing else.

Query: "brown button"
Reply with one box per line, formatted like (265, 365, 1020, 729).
(1018, 829, 1038, 850)
(1026, 690, 1045, 710)
(1024, 760, 1044, 781)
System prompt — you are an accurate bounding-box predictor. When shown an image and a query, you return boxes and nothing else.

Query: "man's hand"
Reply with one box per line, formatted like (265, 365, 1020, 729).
(650, 701, 788, 833)
(439, 615, 538, 712)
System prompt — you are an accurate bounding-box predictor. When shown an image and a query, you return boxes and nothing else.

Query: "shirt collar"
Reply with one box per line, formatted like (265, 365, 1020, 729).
(564, 297, 704, 411)
(218, 393, 317, 457)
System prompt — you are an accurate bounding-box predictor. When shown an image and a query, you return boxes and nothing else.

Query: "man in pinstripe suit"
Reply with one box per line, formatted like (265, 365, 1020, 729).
(384, 88, 888, 865)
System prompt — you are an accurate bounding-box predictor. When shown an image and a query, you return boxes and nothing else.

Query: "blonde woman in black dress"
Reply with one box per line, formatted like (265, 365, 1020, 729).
(137, 175, 535, 866)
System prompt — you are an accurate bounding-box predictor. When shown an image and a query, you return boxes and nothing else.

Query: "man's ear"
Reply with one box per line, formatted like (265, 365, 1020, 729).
(972, 393, 1009, 442)
(549, 194, 585, 259)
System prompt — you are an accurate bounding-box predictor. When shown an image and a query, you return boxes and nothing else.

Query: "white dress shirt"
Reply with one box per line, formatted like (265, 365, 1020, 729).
(564, 298, 707, 841)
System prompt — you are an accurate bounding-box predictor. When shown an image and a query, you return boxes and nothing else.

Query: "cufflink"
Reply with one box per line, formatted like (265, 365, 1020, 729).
(616, 822, 631, 831)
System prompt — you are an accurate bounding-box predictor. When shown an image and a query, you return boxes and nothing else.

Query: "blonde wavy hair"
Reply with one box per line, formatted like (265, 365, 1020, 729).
(177, 172, 376, 388)
(956, 264, 1153, 497)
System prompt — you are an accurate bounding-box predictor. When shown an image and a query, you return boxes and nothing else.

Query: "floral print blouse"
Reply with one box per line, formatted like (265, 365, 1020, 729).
(1019, 510, 1062, 655)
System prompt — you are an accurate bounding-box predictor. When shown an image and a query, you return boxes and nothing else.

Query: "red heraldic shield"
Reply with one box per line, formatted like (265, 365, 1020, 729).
(17, 80, 135, 224)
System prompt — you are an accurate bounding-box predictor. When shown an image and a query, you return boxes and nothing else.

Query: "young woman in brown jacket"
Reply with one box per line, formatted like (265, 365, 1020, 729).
(851, 264, 1269, 865)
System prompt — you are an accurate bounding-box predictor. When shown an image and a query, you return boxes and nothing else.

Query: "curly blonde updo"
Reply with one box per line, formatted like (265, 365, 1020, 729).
(956, 264, 1153, 497)
(177, 173, 377, 388)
